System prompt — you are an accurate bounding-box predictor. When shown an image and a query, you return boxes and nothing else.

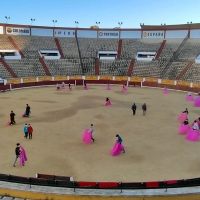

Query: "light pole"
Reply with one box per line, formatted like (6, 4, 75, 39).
(118, 22, 123, 28)
(75, 21, 79, 28)
(52, 20, 57, 27)
(5, 16, 10, 24)
(96, 22, 100, 26)
(31, 19, 35, 25)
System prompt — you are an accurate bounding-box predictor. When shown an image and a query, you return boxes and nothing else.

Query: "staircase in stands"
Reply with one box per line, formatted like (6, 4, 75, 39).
(0, 58, 17, 77)
(127, 59, 135, 77)
(7, 36, 25, 58)
(155, 40, 166, 60)
(117, 39, 122, 58)
(176, 61, 193, 81)
(39, 58, 51, 76)
(54, 38, 64, 58)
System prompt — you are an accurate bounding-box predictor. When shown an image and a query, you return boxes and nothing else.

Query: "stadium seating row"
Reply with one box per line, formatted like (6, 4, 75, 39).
(0, 35, 200, 83)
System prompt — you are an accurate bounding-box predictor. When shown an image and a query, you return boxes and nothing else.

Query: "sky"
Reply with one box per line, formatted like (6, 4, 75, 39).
(0, 0, 200, 28)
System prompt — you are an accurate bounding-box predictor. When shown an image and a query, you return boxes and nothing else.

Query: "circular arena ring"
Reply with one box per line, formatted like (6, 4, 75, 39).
(1, 76, 200, 200)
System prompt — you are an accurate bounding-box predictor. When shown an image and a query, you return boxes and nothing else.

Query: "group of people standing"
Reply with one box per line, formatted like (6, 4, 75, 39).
(8, 104, 32, 167)
(56, 82, 72, 91)
(178, 108, 200, 141)
(82, 124, 125, 156)
(132, 103, 147, 116)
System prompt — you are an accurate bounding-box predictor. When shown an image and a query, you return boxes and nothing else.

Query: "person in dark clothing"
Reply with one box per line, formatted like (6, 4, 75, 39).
(25, 104, 31, 117)
(10, 110, 16, 125)
(183, 119, 189, 125)
(68, 83, 71, 89)
(13, 143, 21, 167)
(132, 103, 137, 115)
(116, 134, 125, 153)
(106, 97, 110, 102)
(142, 103, 147, 116)
(88, 124, 94, 142)
(183, 108, 189, 114)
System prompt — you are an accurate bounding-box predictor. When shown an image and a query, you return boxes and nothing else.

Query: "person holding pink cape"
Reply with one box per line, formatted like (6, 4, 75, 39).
(13, 143, 27, 167)
(178, 119, 190, 134)
(110, 134, 125, 156)
(105, 97, 111, 106)
(61, 82, 66, 89)
(178, 108, 188, 123)
(82, 124, 95, 144)
(84, 83, 88, 90)
(163, 86, 169, 94)
(107, 83, 111, 90)
(185, 120, 199, 142)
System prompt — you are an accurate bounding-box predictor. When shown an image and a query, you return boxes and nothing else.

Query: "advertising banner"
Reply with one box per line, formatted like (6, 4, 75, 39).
(54, 76, 67, 81)
(7, 78, 21, 84)
(6, 27, 30, 35)
(142, 31, 164, 38)
(38, 76, 52, 81)
(161, 79, 174, 85)
(100, 76, 113, 80)
(115, 76, 128, 81)
(145, 78, 158, 82)
(98, 31, 119, 38)
(130, 77, 143, 82)
(193, 83, 200, 88)
(69, 76, 82, 80)
(85, 76, 98, 80)
(54, 29, 75, 37)
(23, 77, 36, 83)
(177, 81, 190, 86)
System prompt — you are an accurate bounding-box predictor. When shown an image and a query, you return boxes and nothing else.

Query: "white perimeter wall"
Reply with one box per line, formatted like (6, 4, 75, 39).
(0, 26, 4, 34)
(165, 30, 188, 38)
(31, 28, 53, 36)
(77, 30, 97, 38)
(190, 29, 200, 38)
(120, 31, 141, 38)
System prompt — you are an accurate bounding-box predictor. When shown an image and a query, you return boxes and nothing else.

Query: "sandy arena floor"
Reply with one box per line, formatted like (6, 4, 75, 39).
(0, 85, 200, 182)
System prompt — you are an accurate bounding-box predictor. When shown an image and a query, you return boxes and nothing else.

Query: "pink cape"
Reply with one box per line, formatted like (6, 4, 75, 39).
(70, 87, 73, 91)
(105, 101, 111, 106)
(82, 129, 92, 144)
(20, 146, 27, 166)
(122, 87, 127, 93)
(185, 129, 199, 142)
(62, 84, 66, 89)
(186, 95, 194, 101)
(194, 97, 200, 107)
(22, 111, 26, 117)
(178, 113, 187, 123)
(178, 124, 190, 134)
(107, 85, 111, 90)
(7, 120, 10, 126)
(163, 89, 168, 94)
(84, 86, 88, 90)
(110, 141, 124, 156)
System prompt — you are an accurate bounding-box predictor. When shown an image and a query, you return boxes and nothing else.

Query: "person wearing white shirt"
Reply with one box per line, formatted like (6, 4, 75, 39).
(192, 120, 199, 130)
(88, 124, 94, 142)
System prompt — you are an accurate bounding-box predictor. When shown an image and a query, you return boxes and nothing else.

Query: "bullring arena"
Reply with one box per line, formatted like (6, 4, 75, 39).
(1, 23, 200, 199)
